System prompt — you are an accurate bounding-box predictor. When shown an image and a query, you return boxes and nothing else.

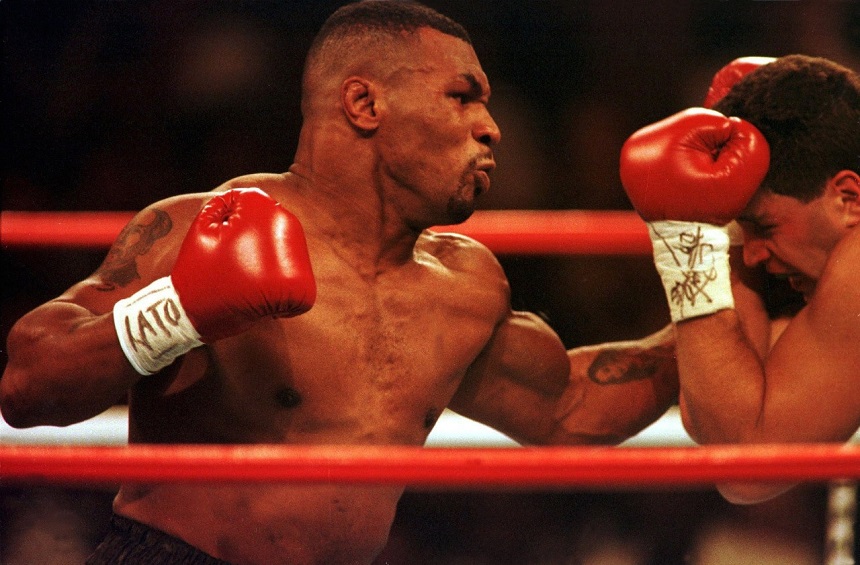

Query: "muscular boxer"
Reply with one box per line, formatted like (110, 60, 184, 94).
(621, 54, 860, 504)
(0, 2, 679, 564)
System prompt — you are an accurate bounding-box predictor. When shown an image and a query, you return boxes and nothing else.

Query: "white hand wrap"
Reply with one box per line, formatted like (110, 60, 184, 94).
(648, 220, 734, 322)
(113, 276, 203, 375)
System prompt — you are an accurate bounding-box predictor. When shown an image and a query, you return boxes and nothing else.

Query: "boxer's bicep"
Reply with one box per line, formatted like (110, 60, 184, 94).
(450, 311, 570, 444)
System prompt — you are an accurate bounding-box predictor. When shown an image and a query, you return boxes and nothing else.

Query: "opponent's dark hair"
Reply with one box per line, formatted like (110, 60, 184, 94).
(308, 0, 470, 62)
(713, 54, 860, 202)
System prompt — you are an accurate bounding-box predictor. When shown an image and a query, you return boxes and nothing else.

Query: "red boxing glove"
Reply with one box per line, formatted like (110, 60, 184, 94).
(619, 108, 769, 225)
(619, 109, 769, 321)
(703, 56, 775, 108)
(114, 188, 316, 374)
(172, 188, 316, 341)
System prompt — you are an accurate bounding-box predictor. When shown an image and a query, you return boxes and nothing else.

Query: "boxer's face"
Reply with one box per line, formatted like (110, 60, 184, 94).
(738, 190, 841, 300)
(375, 28, 500, 226)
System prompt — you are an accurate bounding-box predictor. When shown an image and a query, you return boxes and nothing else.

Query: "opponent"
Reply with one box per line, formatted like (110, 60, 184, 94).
(621, 54, 860, 504)
(0, 2, 679, 564)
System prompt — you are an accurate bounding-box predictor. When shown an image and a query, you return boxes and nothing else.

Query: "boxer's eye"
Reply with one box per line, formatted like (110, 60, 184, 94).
(752, 223, 775, 237)
(738, 218, 774, 238)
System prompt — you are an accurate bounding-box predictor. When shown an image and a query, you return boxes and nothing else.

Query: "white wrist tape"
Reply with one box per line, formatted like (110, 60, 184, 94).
(113, 276, 203, 375)
(648, 220, 734, 322)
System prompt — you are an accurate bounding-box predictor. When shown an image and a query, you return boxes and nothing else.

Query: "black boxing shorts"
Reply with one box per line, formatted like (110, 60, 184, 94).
(86, 514, 233, 565)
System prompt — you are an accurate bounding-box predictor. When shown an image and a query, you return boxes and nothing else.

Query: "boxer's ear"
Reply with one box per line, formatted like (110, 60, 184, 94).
(828, 170, 860, 228)
(342, 77, 379, 133)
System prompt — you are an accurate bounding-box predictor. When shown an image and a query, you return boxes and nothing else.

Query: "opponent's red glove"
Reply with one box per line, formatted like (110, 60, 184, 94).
(113, 188, 316, 374)
(703, 56, 775, 108)
(620, 108, 769, 225)
(619, 108, 769, 321)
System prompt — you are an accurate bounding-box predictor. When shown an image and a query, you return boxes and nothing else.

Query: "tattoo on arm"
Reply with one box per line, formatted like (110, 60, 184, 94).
(94, 209, 172, 291)
(587, 344, 675, 385)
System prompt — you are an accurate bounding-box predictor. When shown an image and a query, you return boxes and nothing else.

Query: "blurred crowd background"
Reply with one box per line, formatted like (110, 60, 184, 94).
(2, 1, 859, 564)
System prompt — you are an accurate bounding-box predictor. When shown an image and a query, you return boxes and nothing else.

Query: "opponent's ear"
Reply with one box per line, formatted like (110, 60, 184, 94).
(828, 170, 860, 228)
(342, 77, 380, 133)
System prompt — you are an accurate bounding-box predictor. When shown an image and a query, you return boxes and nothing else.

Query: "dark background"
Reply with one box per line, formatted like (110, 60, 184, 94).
(2, 1, 859, 564)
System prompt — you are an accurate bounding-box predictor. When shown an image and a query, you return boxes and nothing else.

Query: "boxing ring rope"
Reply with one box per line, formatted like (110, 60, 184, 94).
(1, 444, 859, 488)
(0, 209, 653, 255)
(2, 208, 857, 564)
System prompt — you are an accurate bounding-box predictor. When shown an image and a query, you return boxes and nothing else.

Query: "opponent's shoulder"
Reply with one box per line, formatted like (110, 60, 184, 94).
(806, 226, 860, 329)
(820, 226, 860, 286)
(419, 229, 505, 277)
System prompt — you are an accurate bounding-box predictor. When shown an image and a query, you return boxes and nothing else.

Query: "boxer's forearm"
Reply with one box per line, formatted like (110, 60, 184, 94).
(675, 311, 766, 444)
(554, 326, 679, 445)
(0, 301, 140, 427)
(728, 247, 773, 360)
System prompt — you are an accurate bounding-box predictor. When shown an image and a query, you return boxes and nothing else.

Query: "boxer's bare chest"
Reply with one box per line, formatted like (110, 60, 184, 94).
(134, 241, 506, 445)
(268, 250, 504, 442)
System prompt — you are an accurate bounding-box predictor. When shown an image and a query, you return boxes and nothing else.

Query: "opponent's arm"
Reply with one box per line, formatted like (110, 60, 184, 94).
(676, 237, 859, 504)
(676, 230, 860, 445)
(620, 109, 860, 502)
(619, 107, 771, 445)
(694, 55, 779, 360)
(0, 188, 315, 428)
(450, 311, 678, 446)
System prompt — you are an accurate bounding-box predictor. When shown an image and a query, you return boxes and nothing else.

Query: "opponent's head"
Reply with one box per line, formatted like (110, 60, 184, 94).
(713, 54, 860, 203)
(715, 55, 860, 293)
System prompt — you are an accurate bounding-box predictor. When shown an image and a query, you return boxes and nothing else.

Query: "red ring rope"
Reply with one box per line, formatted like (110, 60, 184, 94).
(0, 210, 651, 255)
(1, 444, 858, 488)
(1, 212, 134, 249)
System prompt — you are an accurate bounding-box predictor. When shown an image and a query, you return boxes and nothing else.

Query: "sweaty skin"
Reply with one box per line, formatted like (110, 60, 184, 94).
(1, 29, 677, 565)
(114, 175, 510, 562)
(677, 179, 860, 504)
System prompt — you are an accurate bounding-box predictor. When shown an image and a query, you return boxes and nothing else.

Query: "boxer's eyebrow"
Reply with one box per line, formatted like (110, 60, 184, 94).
(459, 72, 490, 99)
(736, 213, 777, 234)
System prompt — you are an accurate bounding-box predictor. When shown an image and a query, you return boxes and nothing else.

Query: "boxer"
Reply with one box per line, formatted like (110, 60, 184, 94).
(621, 54, 860, 504)
(0, 2, 680, 563)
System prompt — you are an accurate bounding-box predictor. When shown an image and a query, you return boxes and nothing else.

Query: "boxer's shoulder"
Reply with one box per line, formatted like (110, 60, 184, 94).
(419, 229, 502, 276)
(819, 225, 860, 289)
(213, 173, 290, 195)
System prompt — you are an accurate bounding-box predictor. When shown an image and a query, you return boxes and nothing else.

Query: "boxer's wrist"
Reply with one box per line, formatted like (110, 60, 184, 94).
(648, 220, 734, 322)
(113, 276, 203, 375)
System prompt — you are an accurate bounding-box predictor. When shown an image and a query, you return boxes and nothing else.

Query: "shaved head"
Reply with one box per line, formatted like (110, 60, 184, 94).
(301, 1, 470, 116)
